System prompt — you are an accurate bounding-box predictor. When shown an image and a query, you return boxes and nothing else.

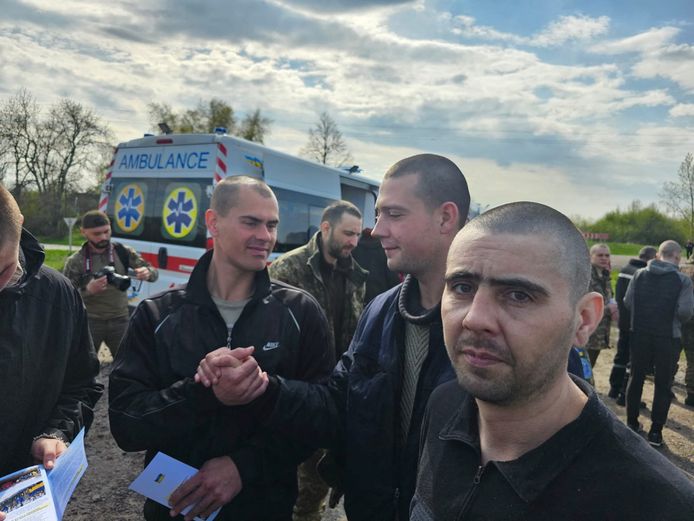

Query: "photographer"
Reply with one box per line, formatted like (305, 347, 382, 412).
(64, 210, 157, 359)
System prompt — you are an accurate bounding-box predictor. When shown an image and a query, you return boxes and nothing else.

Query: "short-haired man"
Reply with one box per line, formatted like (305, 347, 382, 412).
(412, 202, 694, 520)
(196, 154, 471, 521)
(624, 240, 694, 446)
(109, 176, 333, 521)
(64, 210, 158, 358)
(0, 187, 102, 483)
(608, 245, 657, 403)
(269, 200, 367, 521)
(584, 243, 617, 367)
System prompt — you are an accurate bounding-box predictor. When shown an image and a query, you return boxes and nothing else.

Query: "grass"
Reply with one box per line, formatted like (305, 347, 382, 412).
(43, 249, 71, 272)
(586, 240, 643, 256)
(36, 229, 83, 246)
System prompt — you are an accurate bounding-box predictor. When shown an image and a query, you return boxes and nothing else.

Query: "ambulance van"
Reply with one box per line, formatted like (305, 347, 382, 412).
(98, 131, 380, 302)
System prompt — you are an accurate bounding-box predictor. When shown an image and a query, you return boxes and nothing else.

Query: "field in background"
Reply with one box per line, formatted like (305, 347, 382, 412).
(43, 249, 71, 271)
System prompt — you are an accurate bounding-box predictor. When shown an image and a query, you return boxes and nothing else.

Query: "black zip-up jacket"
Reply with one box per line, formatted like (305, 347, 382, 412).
(412, 377, 694, 520)
(108, 250, 334, 521)
(0, 230, 102, 476)
(258, 276, 456, 521)
(615, 258, 647, 331)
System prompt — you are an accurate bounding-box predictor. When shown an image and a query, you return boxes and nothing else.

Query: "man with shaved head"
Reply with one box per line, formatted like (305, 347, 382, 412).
(624, 240, 694, 447)
(411, 202, 694, 520)
(196, 153, 470, 521)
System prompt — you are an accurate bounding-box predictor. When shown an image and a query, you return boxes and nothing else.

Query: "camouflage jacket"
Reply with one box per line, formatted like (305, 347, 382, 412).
(63, 241, 158, 320)
(586, 264, 613, 350)
(269, 232, 368, 358)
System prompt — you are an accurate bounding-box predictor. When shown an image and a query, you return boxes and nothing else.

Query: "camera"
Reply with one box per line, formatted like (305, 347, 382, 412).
(93, 266, 131, 292)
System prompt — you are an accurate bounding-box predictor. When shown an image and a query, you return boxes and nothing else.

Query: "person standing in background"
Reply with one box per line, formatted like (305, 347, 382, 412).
(585, 243, 617, 367)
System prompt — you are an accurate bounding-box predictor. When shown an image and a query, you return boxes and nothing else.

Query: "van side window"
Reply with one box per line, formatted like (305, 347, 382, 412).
(273, 187, 331, 253)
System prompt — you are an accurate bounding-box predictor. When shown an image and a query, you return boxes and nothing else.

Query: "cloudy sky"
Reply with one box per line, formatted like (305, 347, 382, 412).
(2, 0, 693, 219)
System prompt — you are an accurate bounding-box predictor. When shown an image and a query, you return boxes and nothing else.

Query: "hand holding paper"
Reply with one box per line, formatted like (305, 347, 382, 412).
(30, 438, 68, 471)
(129, 452, 224, 521)
(169, 456, 242, 521)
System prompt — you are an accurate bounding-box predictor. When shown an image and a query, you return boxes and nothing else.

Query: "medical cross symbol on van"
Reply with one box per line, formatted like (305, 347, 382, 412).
(117, 187, 143, 229)
(166, 191, 194, 234)
(103, 132, 379, 308)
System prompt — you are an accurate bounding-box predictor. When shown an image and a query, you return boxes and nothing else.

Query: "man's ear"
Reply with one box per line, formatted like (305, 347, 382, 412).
(573, 291, 604, 347)
(319, 220, 331, 236)
(438, 202, 459, 235)
(19, 213, 24, 225)
(205, 209, 218, 237)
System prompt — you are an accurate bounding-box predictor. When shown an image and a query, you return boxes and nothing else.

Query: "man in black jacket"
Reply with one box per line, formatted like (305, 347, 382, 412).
(624, 240, 694, 446)
(109, 176, 333, 521)
(197, 154, 471, 521)
(608, 246, 656, 402)
(412, 202, 694, 520)
(0, 186, 102, 486)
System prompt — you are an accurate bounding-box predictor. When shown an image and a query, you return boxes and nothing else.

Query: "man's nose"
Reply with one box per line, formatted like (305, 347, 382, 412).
(372, 218, 386, 238)
(462, 290, 498, 335)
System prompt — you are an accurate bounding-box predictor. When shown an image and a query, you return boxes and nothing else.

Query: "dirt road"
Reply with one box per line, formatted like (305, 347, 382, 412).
(64, 344, 693, 520)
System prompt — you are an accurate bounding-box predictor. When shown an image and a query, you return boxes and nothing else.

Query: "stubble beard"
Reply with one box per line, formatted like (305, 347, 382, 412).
(452, 329, 572, 407)
(90, 239, 110, 250)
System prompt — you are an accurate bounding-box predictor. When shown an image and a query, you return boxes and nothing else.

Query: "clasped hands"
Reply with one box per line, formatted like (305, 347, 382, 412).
(194, 346, 269, 406)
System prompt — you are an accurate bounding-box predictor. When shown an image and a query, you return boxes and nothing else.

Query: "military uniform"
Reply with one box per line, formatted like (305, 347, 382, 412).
(269, 232, 367, 521)
(586, 265, 613, 365)
(64, 241, 157, 357)
(269, 232, 367, 358)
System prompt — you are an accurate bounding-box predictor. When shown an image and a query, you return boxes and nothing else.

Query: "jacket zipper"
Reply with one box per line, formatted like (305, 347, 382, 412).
(456, 465, 485, 521)
(226, 325, 233, 348)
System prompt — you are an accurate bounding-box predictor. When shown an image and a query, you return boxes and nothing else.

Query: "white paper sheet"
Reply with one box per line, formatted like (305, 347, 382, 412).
(129, 452, 220, 521)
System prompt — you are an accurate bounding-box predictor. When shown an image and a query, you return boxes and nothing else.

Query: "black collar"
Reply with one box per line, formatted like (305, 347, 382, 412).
(186, 250, 272, 309)
(438, 375, 611, 503)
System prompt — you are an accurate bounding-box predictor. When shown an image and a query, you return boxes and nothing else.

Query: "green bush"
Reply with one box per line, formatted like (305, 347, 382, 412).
(585, 203, 685, 245)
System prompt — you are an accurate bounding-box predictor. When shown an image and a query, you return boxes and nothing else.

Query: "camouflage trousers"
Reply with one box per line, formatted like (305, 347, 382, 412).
(293, 449, 330, 521)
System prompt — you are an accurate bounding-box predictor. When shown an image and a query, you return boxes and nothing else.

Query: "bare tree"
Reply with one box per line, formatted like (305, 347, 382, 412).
(239, 109, 272, 143)
(661, 153, 694, 239)
(300, 111, 352, 167)
(0, 89, 112, 233)
(0, 89, 38, 198)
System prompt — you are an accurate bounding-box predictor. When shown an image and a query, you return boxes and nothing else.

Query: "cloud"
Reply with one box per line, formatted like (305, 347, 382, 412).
(631, 43, 694, 92)
(279, 0, 413, 12)
(589, 26, 694, 92)
(670, 104, 694, 117)
(451, 14, 609, 48)
(589, 26, 680, 55)
(531, 15, 610, 47)
(1, 0, 692, 219)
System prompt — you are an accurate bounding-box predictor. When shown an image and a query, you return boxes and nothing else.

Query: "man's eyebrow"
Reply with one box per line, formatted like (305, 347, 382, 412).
(445, 271, 550, 297)
(376, 205, 408, 213)
(240, 215, 279, 224)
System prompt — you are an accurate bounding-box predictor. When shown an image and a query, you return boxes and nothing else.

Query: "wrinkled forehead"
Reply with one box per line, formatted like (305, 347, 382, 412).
(448, 228, 565, 280)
